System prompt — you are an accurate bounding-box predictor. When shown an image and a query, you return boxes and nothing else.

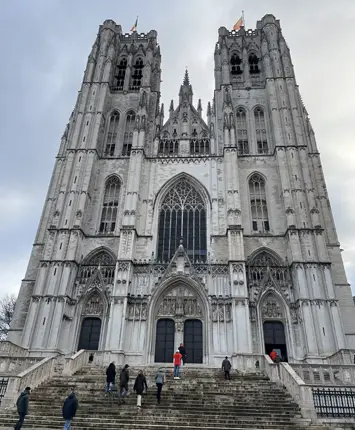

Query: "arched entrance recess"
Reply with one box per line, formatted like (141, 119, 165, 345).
(149, 277, 209, 364)
(155, 319, 175, 362)
(78, 317, 101, 350)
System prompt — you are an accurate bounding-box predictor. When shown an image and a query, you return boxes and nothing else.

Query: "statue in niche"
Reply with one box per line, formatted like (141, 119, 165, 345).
(135, 304, 140, 319)
(225, 305, 231, 322)
(212, 304, 218, 321)
(141, 303, 147, 319)
(128, 304, 135, 319)
(218, 304, 224, 322)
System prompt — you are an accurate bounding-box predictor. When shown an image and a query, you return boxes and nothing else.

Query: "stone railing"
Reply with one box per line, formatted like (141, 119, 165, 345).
(291, 363, 355, 386)
(62, 350, 90, 376)
(325, 349, 355, 365)
(0, 355, 57, 409)
(0, 341, 28, 358)
(262, 355, 317, 421)
(232, 353, 264, 372)
(0, 357, 42, 375)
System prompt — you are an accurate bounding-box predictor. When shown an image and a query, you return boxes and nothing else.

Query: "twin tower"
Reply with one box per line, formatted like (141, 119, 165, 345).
(9, 15, 355, 366)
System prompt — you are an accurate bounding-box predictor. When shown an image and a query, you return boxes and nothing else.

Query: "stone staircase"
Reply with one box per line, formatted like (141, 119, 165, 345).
(0, 364, 326, 429)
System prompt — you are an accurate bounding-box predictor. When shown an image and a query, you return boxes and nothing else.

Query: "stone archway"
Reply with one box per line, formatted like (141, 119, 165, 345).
(151, 281, 208, 364)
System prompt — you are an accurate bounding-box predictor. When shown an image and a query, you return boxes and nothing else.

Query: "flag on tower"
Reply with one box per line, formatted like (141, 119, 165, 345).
(233, 15, 243, 31)
(131, 16, 138, 32)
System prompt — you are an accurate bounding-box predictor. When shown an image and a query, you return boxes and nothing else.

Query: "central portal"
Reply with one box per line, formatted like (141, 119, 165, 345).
(184, 319, 203, 363)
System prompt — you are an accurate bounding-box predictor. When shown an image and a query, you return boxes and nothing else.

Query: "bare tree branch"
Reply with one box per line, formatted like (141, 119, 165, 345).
(0, 294, 17, 340)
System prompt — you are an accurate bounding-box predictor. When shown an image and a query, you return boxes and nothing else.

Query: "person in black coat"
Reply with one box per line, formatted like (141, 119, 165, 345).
(14, 387, 31, 430)
(222, 356, 232, 380)
(119, 364, 130, 397)
(62, 391, 78, 430)
(105, 362, 116, 393)
(178, 343, 186, 365)
(133, 370, 148, 409)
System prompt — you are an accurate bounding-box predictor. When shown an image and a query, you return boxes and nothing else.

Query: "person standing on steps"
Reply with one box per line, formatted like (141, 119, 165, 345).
(105, 362, 116, 393)
(62, 390, 78, 430)
(119, 364, 130, 398)
(178, 343, 186, 365)
(133, 370, 148, 410)
(222, 356, 232, 380)
(269, 350, 277, 362)
(155, 367, 166, 405)
(14, 386, 31, 430)
(173, 349, 183, 379)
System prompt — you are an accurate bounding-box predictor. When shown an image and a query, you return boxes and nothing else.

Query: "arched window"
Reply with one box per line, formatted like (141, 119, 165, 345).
(157, 179, 207, 262)
(249, 53, 260, 74)
(122, 111, 135, 156)
(249, 174, 270, 232)
(230, 53, 243, 75)
(130, 57, 144, 90)
(114, 58, 127, 90)
(104, 112, 120, 156)
(254, 108, 268, 154)
(99, 176, 120, 233)
(236, 108, 249, 154)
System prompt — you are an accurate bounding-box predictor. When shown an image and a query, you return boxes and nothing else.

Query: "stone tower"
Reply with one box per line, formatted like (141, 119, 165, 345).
(8, 15, 355, 365)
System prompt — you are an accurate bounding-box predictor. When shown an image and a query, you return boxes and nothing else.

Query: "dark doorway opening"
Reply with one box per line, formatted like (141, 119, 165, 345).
(264, 321, 288, 362)
(78, 317, 101, 350)
(155, 319, 175, 362)
(184, 319, 203, 364)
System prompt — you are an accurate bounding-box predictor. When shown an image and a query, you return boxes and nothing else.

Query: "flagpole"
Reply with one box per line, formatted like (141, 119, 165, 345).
(242, 10, 245, 28)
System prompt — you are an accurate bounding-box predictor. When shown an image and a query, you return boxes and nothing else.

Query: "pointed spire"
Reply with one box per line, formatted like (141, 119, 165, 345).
(207, 102, 212, 117)
(183, 69, 190, 86)
(160, 103, 164, 125)
(197, 99, 202, 117)
(169, 99, 174, 112)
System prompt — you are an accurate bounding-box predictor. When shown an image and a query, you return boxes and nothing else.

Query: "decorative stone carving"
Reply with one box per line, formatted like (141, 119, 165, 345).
(126, 299, 148, 321)
(84, 293, 104, 315)
(157, 286, 203, 318)
(261, 295, 283, 319)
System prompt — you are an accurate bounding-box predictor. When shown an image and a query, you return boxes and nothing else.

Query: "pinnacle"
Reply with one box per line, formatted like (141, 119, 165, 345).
(183, 69, 190, 86)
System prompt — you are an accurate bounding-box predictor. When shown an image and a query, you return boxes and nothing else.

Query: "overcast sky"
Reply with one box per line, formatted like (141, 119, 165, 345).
(0, 0, 354, 298)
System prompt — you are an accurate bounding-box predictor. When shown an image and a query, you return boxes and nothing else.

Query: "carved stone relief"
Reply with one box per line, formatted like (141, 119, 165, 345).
(126, 299, 148, 321)
(261, 295, 283, 319)
(84, 293, 104, 315)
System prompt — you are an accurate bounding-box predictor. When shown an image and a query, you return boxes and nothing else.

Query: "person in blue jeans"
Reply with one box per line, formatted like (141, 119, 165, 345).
(105, 362, 116, 393)
(173, 349, 182, 379)
(62, 391, 78, 430)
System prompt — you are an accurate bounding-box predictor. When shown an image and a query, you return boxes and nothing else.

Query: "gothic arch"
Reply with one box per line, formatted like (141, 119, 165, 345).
(147, 276, 210, 363)
(153, 173, 212, 210)
(81, 246, 117, 266)
(81, 288, 106, 316)
(248, 247, 284, 267)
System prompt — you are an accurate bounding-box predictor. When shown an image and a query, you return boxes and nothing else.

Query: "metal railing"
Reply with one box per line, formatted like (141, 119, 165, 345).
(0, 378, 8, 406)
(312, 387, 355, 417)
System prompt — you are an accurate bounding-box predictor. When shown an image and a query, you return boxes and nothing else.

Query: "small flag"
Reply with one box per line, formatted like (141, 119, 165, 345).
(233, 16, 243, 31)
(131, 16, 138, 32)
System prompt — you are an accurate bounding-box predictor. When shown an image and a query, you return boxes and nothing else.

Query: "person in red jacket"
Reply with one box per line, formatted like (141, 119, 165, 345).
(173, 350, 182, 379)
(269, 350, 277, 362)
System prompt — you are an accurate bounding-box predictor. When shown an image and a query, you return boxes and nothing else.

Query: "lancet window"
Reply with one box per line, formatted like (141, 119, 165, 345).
(130, 57, 144, 90)
(157, 180, 207, 262)
(249, 174, 270, 232)
(230, 53, 243, 75)
(99, 176, 120, 233)
(249, 53, 260, 74)
(104, 112, 120, 156)
(114, 58, 127, 90)
(236, 108, 249, 154)
(254, 108, 268, 154)
(122, 111, 135, 156)
(77, 249, 116, 285)
(159, 139, 179, 155)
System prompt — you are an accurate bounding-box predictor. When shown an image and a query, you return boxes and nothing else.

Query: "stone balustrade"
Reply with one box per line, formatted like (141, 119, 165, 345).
(232, 352, 264, 372)
(0, 357, 42, 375)
(62, 350, 90, 376)
(0, 341, 28, 358)
(1, 355, 57, 409)
(292, 363, 355, 386)
(325, 349, 355, 365)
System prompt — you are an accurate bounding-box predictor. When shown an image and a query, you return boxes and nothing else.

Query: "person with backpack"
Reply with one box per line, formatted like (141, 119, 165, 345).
(133, 370, 148, 410)
(155, 367, 166, 405)
(14, 387, 31, 430)
(119, 364, 130, 397)
(105, 362, 116, 393)
(62, 390, 78, 430)
(222, 356, 232, 380)
(173, 349, 182, 379)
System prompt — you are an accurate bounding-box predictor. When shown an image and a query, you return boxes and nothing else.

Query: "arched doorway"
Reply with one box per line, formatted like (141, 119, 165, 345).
(184, 319, 203, 363)
(78, 317, 102, 350)
(263, 321, 288, 362)
(155, 319, 175, 362)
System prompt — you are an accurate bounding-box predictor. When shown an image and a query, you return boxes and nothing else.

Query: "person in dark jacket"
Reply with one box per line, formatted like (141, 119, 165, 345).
(222, 356, 232, 380)
(178, 343, 186, 365)
(14, 386, 31, 430)
(105, 362, 116, 393)
(133, 370, 148, 409)
(119, 364, 130, 397)
(155, 368, 166, 405)
(62, 391, 78, 430)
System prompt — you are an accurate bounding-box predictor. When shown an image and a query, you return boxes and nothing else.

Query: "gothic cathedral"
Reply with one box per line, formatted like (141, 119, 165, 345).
(9, 15, 355, 365)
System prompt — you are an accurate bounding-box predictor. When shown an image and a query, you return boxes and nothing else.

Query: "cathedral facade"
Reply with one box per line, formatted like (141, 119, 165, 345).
(8, 14, 355, 365)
